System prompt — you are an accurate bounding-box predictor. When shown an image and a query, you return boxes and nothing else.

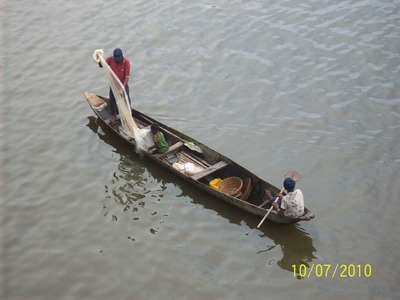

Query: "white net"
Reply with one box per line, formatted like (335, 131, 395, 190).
(93, 49, 152, 152)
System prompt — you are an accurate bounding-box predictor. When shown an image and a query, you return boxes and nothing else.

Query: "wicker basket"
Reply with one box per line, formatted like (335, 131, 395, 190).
(218, 177, 243, 197)
(240, 177, 252, 202)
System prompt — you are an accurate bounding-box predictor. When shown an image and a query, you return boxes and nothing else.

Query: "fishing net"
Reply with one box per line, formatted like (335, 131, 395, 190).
(93, 49, 152, 152)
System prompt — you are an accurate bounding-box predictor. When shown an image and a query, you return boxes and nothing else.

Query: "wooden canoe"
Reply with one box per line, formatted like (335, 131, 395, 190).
(84, 92, 315, 225)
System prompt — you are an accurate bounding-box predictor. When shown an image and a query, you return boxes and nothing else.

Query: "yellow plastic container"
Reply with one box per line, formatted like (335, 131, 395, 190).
(209, 178, 222, 190)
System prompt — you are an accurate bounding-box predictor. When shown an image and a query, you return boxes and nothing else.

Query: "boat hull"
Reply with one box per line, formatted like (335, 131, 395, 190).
(84, 92, 315, 225)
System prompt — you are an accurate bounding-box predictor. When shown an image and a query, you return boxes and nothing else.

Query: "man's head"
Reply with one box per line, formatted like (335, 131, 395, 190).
(113, 48, 123, 62)
(283, 178, 296, 192)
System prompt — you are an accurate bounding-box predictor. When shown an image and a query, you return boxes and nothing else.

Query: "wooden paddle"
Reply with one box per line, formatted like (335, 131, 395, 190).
(257, 169, 301, 228)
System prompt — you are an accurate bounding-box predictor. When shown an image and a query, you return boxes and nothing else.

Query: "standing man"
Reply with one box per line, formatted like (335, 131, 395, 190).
(99, 48, 131, 118)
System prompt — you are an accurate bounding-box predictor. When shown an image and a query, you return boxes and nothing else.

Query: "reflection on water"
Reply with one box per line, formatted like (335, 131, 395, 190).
(87, 116, 317, 275)
(257, 224, 316, 277)
(87, 116, 172, 236)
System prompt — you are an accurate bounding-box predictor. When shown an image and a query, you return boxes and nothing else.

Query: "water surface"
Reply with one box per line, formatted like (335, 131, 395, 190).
(2, 0, 399, 299)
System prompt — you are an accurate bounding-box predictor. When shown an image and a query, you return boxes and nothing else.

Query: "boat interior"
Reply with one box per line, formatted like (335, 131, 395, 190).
(85, 92, 279, 207)
(85, 92, 314, 222)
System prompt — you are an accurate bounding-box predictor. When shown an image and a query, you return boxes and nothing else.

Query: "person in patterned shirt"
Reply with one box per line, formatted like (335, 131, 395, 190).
(260, 178, 305, 218)
(271, 178, 305, 218)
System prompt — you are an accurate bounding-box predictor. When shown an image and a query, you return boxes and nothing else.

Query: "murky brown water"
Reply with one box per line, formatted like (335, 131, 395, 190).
(2, 0, 399, 299)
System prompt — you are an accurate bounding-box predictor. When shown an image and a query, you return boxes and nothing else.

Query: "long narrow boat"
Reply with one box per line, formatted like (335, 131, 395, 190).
(84, 92, 315, 225)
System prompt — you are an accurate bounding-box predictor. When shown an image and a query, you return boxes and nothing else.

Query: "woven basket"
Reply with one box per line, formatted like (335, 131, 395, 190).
(218, 177, 243, 197)
(240, 177, 252, 202)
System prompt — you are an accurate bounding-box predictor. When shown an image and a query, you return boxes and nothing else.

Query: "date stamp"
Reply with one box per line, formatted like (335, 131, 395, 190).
(292, 263, 372, 278)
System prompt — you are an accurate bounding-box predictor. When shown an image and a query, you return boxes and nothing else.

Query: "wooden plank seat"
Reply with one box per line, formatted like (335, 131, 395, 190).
(191, 161, 228, 181)
(177, 151, 210, 169)
(154, 141, 184, 158)
(180, 151, 210, 168)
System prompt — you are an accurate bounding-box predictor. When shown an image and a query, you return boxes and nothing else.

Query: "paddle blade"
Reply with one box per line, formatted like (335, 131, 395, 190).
(285, 169, 301, 182)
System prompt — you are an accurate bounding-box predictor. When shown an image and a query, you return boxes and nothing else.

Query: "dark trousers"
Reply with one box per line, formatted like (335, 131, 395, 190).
(109, 85, 131, 115)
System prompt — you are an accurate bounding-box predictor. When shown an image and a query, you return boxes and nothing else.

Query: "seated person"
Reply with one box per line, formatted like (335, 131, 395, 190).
(262, 178, 305, 218)
(148, 122, 169, 154)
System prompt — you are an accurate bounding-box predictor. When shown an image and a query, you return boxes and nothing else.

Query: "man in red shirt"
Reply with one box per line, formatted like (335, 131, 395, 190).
(100, 48, 131, 117)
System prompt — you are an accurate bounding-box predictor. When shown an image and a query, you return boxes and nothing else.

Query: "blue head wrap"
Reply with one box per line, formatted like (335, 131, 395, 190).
(283, 178, 296, 192)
